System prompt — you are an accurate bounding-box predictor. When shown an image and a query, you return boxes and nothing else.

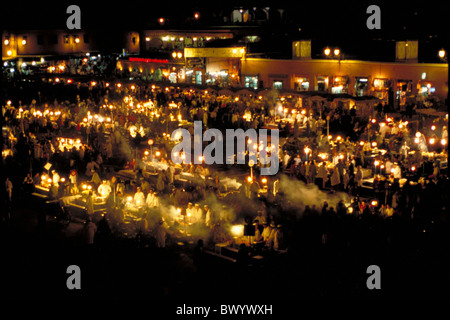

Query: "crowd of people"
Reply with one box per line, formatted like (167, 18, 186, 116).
(2, 73, 448, 266)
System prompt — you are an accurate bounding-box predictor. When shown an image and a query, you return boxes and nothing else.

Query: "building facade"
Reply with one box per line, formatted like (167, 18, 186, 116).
(240, 58, 448, 108)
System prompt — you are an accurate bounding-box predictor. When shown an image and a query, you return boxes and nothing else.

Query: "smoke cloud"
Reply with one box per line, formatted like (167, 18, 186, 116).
(277, 175, 351, 218)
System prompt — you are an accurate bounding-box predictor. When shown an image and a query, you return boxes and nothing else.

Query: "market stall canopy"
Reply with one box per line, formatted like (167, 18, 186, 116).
(218, 88, 234, 96)
(236, 88, 255, 96)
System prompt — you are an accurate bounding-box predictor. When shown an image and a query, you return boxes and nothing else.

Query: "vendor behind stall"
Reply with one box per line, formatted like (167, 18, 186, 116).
(134, 187, 145, 208)
(98, 180, 112, 199)
(146, 189, 159, 208)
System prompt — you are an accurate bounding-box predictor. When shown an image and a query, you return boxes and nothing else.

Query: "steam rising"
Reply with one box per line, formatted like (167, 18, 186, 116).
(277, 175, 351, 218)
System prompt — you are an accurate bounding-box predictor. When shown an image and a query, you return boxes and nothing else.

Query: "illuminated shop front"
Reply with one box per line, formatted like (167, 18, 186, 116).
(331, 75, 349, 94)
(184, 47, 245, 87)
(117, 56, 184, 83)
(293, 75, 310, 91)
(316, 75, 329, 92)
(355, 77, 370, 96)
(372, 78, 390, 103)
(395, 79, 413, 107)
(244, 75, 259, 89)
(273, 80, 284, 89)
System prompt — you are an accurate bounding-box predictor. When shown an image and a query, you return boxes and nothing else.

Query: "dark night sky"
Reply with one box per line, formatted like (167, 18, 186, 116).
(2, 0, 447, 61)
(3, 1, 444, 34)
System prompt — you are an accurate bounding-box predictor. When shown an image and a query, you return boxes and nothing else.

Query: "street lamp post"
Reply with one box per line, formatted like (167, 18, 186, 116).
(324, 47, 342, 60)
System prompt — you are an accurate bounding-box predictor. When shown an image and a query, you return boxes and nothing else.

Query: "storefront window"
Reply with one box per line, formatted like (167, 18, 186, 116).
(206, 70, 229, 86)
(355, 77, 369, 96)
(316, 75, 329, 91)
(372, 78, 390, 102)
(195, 71, 202, 85)
(293, 76, 309, 91)
(331, 76, 348, 94)
(273, 81, 283, 89)
(169, 72, 177, 83)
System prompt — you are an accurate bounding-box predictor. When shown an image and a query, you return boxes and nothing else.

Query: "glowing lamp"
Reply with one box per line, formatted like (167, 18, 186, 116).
(374, 160, 380, 166)
(411, 166, 416, 171)
(155, 151, 161, 157)
(231, 225, 244, 237)
(324, 48, 331, 56)
(371, 142, 377, 147)
(431, 125, 436, 131)
(429, 138, 435, 145)
(261, 178, 268, 184)
(247, 176, 253, 183)
(371, 200, 378, 207)
(144, 150, 149, 156)
(148, 139, 154, 145)
(441, 139, 447, 146)
(415, 132, 421, 138)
